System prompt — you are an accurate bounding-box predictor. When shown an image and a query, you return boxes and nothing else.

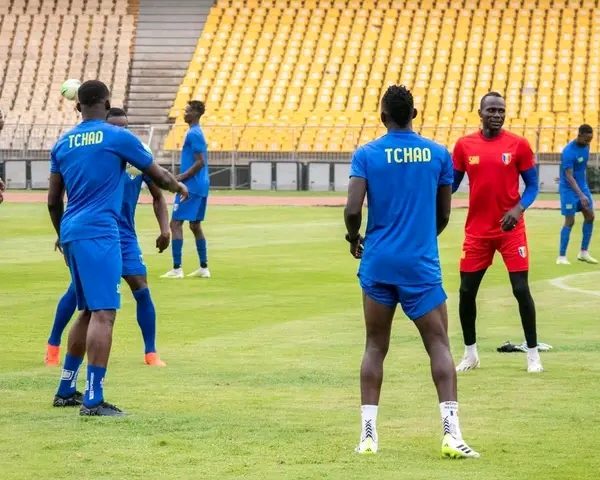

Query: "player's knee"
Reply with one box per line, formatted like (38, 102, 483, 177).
(365, 337, 390, 357)
(565, 216, 575, 227)
(189, 221, 202, 234)
(511, 280, 530, 300)
(459, 283, 477, 300)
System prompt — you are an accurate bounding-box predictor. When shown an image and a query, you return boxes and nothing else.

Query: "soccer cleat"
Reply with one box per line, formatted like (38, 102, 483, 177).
(441, 434, 480, 459)
(80, 401, 125, 417)
(53, 391, 83, 407)
(456, 356, 480, 372)
(45, 344, 61, 366)
(144, 352, 166, 367)
(556, 256, 571, 265)
(577, 251, 598, 264)
(355, 437, 378, 454)
(187, 267, 211, 278)
(527, 358, 544, 373)
(160, 268, 184, 279)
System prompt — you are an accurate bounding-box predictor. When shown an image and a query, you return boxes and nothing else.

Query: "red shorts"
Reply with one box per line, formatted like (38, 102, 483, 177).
(460, 229, 529, 272)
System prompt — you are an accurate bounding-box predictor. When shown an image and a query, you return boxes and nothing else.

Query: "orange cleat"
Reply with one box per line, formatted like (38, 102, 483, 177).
(45, 344, 61, 366)
(144, 352, 166, 367)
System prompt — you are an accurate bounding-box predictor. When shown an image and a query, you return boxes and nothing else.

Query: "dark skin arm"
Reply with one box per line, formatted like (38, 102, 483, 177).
(47, 172, 65, 252)
(344, 177, 366, 259)
(565, 168, 591, 210)
(147, 181, 170, 252)
(142, 163, 189, 200)
(177, 152, 205, 182)
(436, 184, 452, 235)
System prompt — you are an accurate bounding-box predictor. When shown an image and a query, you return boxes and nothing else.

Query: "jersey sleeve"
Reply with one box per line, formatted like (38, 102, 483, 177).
(349, 148, 367, 179)
(560, 145, 575, 171)
(439, 149, 454, 186)
(118, 129, 153, 171)
(452, 139, 466, 172)
(516, 137, 536, 172)
(189, 129, 207, 155)
(49, 144, 60, 174)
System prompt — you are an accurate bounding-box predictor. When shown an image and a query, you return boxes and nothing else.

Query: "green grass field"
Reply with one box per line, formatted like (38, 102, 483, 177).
(1, 202, 600, 479)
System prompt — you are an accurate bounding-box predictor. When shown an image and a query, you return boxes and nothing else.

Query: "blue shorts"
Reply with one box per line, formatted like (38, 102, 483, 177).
(359, 276, 447, 321)
(62, 237, 122, 311)
(172, 193, 207, 222)
(560, 190, 593, 216)
(121, 237, 146, 277)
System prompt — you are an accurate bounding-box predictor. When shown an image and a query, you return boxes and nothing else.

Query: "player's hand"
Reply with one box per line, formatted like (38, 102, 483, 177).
(156, 231, 170, 253)
(177, 182, 189, 201)
(579, 194, 591, 210)
(346, 233, 364, 259)
(501, 205, 523, 231)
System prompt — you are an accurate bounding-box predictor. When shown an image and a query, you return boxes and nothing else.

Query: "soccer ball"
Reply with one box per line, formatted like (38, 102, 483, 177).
(60, 79, 81, 101)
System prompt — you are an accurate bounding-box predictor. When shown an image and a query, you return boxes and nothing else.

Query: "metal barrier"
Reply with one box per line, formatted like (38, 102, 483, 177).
(1, 123, 599, 191)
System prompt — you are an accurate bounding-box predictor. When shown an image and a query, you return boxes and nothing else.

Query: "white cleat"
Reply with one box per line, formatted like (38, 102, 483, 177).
(527, 358, 544, 373)
(355, 436, 378, 454)
(456, 356, 480, 372)
(556, 256, 571, 265)
(441, 434, 480, 459)
(577, 251, 598, 264)
(160, 268, 184, 279)
(187, 267, 211, 278)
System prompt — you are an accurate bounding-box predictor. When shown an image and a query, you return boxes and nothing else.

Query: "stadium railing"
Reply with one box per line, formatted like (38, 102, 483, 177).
(1, 124, 599, 191)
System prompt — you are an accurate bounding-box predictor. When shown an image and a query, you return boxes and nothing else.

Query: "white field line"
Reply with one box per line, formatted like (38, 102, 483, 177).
(548, 271, 600, 297)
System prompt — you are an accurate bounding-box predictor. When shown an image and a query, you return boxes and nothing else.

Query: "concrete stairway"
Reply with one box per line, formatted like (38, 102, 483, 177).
(126, 0, 213, 125)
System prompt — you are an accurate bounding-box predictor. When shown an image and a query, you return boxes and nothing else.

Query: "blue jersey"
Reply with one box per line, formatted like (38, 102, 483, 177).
(50, 119, 153, 243)
(560, 140, 590, 193)
(118, 172, 150, 242)
(181, 124, 209, 196)
(349, 131, 453, 286)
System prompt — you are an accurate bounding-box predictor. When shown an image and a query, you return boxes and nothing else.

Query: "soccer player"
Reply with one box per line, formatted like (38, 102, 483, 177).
(45, 107, 171, 368)
(452, 92, 542, 374)
(345, 85, 479, 458)
(161, 100, 210, 279)
(48, 80, 187, 416)
(0, 177, 5, 204)
(557, 124, 596, 264)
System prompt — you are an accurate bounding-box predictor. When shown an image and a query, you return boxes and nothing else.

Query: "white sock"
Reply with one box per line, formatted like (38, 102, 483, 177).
(527, 346, 540, 362)
(465, 343, 478, 358)
(360, 405, 378, 442)
(440, 401, 463, 439)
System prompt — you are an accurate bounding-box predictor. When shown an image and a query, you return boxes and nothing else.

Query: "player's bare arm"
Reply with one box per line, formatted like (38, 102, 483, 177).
(176, 152, 205, 182)
(148, 181, 170, 252)
(143, 163, 189, 200)
(344, 176, 366, 258)
(436, 185, 452, 235)
(47, 172, 65, 251)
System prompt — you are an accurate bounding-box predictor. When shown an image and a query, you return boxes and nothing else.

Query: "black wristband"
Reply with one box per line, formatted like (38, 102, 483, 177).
(345, 233, 361, 243)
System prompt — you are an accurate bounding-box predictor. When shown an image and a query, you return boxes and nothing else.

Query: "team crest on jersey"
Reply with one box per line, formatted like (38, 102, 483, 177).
(468, 156, 479, 165)
(577, 157, 584, 163)
(518, 246, 527, 258)
(502, 153, 512, 165)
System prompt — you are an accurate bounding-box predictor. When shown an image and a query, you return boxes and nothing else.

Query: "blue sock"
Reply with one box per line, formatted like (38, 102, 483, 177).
(56, 353, 83, 398)
(582, 222, 594, 251)
(172, 239, 183, 269)
(84, 365, 107, 408)
(560, 225, 572, 256)
(133, 288, 157, 354)
(196, 239, 208, 268)
(48, 283, 77, 346)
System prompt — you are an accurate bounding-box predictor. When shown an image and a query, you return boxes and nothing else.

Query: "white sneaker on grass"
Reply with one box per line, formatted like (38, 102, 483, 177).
(441, 434, 480, 459)
(456, 355, 480, 372)
(577, 251, 598, 264)
(556, 256, 571, 265)
(187, 267, 211, 278)
(160, 268, 184, 279)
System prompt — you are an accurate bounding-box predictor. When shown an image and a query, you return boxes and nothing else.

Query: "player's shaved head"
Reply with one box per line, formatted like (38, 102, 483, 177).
(106, 107, 126, 119)
(77, 80, 110, 106)
(106, 107, 128, 128)
(380, 85, 417, 130)
(479, 91, 503, 110)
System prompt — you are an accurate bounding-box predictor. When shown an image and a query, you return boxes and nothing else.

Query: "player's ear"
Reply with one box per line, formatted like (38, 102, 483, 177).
(412, 108, 418, 120)
(105, 100, 111, 111)
(75, 102, 81, 112)
(380, 111, 387, 126)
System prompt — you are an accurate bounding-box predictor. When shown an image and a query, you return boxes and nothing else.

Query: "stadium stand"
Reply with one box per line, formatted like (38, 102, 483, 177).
(165, 0, 600, 153)
(0, 0, 134, 149)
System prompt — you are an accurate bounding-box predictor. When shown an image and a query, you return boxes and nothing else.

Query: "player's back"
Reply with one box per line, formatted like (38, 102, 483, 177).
(560, 140, 589, 191)
(353, 131, 452, 286)
(118, 172, 146, 241)
(51, 120, 130, 243)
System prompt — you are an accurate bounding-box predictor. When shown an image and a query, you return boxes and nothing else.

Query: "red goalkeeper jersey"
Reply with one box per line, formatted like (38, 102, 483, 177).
(453, 130, 535, 238)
